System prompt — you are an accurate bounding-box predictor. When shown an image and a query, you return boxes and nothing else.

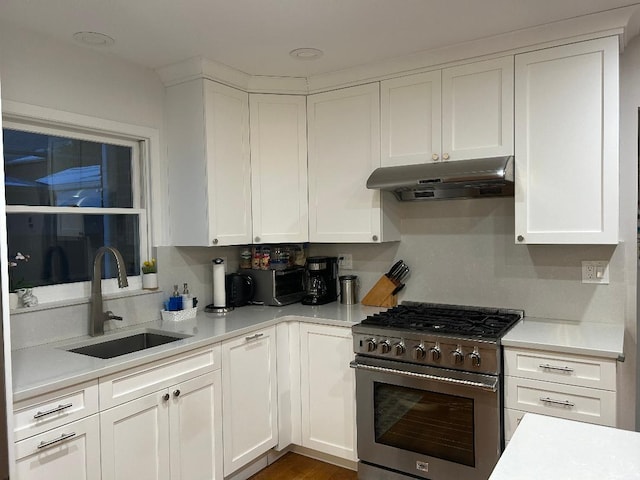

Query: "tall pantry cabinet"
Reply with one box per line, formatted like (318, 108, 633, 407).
(165, 79, 252, 246)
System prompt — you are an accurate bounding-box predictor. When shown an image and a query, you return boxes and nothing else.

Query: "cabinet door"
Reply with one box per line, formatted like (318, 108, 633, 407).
(170, 372, 223, 480)
(204, 80, 252, 246)
(514, 37, 618, 244)
(249, 94, 308, 243)
(308, 83, 392, 243)
(100, 391, 170, 480)
(221, 327, 278, 476)
(299, 323, 356, 461)
(442, 56, 514, 161)
(381, 71, 442, 166)
(166, 79, 252, 246)
(14, 415, 101, 480)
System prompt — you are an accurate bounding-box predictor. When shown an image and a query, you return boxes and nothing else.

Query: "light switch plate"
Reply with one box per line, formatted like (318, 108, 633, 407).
(582, 261, 609, 284)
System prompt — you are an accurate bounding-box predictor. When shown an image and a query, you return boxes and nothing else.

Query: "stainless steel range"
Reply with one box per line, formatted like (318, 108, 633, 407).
(351, 302, 523, 480)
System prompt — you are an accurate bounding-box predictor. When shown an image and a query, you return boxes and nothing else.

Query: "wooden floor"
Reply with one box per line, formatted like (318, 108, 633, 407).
(248, 453, 358, 480)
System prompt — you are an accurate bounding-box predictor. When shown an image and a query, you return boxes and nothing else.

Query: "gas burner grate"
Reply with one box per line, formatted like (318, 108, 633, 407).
(361, 302, 522, 339)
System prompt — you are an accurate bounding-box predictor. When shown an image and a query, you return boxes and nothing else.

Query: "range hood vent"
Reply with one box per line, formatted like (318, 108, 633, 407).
(366, 156, 514, 201)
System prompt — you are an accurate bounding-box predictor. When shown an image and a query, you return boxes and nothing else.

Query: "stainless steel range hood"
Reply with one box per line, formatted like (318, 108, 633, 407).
(366, 156, 514, 201)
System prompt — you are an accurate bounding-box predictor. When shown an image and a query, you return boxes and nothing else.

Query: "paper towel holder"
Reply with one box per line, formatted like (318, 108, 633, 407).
(205, 304, 234, 313)
(207, 257, 234, 314)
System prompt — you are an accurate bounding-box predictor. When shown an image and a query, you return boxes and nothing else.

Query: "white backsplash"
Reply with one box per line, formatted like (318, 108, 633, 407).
(10, 291, 165, 350)
(150, 197, 623, 325)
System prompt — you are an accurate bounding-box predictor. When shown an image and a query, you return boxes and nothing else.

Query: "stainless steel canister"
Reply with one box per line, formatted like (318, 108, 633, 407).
(339, 275, 358, 305)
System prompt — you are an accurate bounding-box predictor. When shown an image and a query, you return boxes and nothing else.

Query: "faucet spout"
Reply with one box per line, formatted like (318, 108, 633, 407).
(90, 246, 129, 336)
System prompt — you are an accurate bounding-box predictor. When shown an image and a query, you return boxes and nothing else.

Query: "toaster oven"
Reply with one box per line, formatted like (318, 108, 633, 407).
(241, 267, 305, 306)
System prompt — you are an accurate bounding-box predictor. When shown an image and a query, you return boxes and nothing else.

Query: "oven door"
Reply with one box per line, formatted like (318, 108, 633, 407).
(351, 355, 501, 480)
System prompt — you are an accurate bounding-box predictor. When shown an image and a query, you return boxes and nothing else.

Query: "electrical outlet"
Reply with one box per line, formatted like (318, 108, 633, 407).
(582, 261, 609, 284)
(338, 253, 353, 270)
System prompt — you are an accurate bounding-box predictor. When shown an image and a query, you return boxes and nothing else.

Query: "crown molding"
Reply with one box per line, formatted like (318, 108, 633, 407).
(156, 5, 640, 95)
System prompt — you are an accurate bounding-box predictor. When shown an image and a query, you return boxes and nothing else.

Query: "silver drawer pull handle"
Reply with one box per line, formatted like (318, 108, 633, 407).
(540, 397, 575, 408)
(245, 333, 264, 342)
(34, 403, 73, 419)
(37, 432, 76, 450)
(539, 363, 574, 373)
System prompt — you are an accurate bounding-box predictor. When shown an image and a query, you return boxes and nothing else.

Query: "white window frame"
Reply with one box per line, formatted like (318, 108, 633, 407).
(2, 101, 163, 304)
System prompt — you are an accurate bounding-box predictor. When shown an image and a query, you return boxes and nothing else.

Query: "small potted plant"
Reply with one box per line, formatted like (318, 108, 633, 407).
(141, 258, 158, 290)
(9, 252, 32, 308)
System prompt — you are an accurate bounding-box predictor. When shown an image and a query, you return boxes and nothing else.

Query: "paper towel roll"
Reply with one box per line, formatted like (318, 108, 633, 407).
(212, 258, 226, 307)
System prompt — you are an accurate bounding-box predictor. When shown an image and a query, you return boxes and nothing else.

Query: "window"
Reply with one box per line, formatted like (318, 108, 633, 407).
(3, 119, 147, 299)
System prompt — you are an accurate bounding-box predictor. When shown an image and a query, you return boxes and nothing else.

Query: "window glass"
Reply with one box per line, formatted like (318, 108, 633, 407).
(3, 129, 133, 208)
(3, 125, 143, 292)
(7, 213, 139, 290)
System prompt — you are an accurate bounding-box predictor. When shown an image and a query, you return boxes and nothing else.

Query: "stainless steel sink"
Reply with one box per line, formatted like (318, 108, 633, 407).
(67, 332, 189, 359)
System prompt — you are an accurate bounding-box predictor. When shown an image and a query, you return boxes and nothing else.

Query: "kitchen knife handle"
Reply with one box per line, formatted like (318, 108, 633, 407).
(386, 260, 404, 278)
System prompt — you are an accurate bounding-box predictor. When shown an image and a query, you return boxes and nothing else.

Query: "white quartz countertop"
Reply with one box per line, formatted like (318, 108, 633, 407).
(11, 302, 384, 402)
(502, 316, 624, 359)
(489, 413, 640, 479)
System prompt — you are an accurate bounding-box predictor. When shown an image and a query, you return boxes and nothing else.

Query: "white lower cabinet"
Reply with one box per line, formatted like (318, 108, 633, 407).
(13, 381, 101, 480)
(170, 372, 223, 480)
(100, 371, 223, 480)
(299, 323, 356, 461)
(221, 326, 278, 476)
(100, 389, 170, 480)
(14, 414, 101, 480)
(503, 347, 617, 442)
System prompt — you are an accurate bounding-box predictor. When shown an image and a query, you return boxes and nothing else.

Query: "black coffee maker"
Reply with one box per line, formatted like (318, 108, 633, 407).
(302, 256, 338, 305)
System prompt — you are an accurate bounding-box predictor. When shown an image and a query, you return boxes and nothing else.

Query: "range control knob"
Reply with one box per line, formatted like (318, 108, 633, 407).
(428, 346, 441, 362)
(393, 343, 406, 356)
(412, 345, 426, 361)
(364, 338, 377, 353)
(468, 349, 481, 368)
(451, 348, 465, 365)
(378, 340, 391, 354)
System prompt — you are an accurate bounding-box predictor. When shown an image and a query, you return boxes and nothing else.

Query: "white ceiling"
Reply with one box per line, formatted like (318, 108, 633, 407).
(1, 0, 639, 78)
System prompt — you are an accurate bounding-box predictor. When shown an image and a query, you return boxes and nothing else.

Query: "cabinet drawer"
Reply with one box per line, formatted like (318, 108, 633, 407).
(99, 345, 220, 409)
(15, 414, 101, 480)
(504, 348, 616, 390)
(13, 380, 99, 442)
(503, 408, 526, 442)
(505, 376, 616, 426)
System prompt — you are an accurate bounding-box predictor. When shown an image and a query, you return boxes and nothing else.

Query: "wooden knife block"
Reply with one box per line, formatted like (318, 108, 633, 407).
(361, 275, 398, 308)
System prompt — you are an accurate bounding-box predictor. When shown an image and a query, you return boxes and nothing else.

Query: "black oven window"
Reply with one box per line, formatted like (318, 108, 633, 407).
(374, 382, 475, 467)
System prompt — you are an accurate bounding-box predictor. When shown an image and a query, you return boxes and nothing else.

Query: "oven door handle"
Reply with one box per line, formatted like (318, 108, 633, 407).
(349, 361, 498, 392)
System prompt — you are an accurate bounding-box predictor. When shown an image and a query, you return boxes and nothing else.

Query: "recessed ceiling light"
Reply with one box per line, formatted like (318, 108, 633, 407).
(289, 48, 324, 61)
(73, 31, 115, 47)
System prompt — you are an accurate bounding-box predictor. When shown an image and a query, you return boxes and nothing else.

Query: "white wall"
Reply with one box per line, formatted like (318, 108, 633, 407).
(619, 34, 640, 431)
(0, 22, 164, 128)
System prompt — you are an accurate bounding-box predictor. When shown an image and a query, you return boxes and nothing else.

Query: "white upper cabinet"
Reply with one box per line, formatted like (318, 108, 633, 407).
(381, 71, 442, 166)
(249, 94, 308, 244)
(381, 57, 513, 166)
(308, 83, 400, 243)
(442, 56, 514, 161)
(166, 78, 252, 246)
(514, 36, 619, 244)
